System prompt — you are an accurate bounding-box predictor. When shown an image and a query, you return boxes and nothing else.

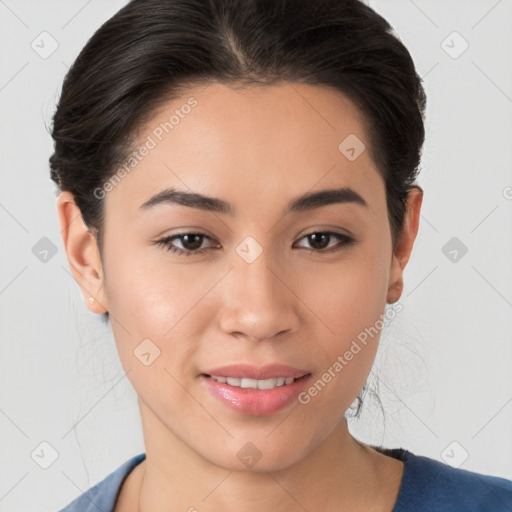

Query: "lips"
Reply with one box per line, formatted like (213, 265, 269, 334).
(201, 372, 313, 415)
(202, 363, 311, 380)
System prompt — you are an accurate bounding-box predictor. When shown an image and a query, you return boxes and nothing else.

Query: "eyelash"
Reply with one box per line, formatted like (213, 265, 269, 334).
(155, 231, 356, 257)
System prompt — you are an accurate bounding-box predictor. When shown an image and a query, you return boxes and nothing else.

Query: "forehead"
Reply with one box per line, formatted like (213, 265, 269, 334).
(104, 81, 385, 222)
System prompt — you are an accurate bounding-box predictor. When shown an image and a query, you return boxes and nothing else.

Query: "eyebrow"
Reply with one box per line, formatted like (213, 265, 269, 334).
(139, 186, 368, 215)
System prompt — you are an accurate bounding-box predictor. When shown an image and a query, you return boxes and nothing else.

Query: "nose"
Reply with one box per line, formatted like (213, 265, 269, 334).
(218, 249, 300, 343)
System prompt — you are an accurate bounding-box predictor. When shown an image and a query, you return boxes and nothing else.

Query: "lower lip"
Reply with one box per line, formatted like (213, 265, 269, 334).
(200, 374, 312, 416)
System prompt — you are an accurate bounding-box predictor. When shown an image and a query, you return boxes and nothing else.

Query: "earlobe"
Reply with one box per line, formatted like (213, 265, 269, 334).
(56, 191, 108, 313)
(386, 186, 423, 304)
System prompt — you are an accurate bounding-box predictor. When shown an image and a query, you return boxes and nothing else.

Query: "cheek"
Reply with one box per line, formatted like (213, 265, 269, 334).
(297, 248, 390, 399)
(103, 244, 197, 332)
(306, 250, 390, 338)
(105, 261, 204, 415)
(104, 253, 214, 381)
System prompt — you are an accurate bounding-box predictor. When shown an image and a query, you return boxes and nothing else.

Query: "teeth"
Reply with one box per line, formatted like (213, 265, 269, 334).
(210, 375, 297, 389)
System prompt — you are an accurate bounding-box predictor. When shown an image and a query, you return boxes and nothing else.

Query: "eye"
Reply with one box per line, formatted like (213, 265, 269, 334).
(156, 233, 215, 256)
(294, 231, 356, 253)
(155, 230, 356, 257)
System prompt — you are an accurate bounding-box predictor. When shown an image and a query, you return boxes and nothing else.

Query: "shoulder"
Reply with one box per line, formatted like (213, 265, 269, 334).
(384, 448, 512, 512)
(57, 453, 146, 512)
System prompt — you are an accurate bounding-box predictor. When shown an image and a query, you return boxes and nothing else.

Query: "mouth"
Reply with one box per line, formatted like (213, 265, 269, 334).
(200, 373, 313, 416)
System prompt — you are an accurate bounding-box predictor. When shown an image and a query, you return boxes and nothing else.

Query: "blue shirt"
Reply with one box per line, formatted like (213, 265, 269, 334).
(58, 447, 512, 511)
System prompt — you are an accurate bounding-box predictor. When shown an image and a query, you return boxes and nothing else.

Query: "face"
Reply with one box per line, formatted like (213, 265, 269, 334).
(58, 81, 421, 472)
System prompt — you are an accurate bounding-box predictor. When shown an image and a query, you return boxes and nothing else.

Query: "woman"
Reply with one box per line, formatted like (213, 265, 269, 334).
(51, 0, 512, 510)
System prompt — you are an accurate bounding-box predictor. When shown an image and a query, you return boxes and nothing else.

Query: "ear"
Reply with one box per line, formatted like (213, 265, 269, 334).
(386, 186, 423, 304)
(56, 191, 108, 314)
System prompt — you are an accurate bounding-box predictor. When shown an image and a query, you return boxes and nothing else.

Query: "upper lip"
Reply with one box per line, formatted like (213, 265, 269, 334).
(202, 363, 311, 380)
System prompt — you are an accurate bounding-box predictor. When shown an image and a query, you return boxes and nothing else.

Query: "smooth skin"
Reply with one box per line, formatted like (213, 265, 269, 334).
(57, 81, 422, 512)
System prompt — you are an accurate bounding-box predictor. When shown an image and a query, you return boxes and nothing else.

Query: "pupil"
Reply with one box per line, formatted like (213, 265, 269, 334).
(183, 234, 202, 250)
(309, 233, 329, 249)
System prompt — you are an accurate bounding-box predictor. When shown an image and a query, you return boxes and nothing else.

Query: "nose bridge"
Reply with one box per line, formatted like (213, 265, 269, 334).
(219, 240, 298, 341)
(237, 247, 281, 304)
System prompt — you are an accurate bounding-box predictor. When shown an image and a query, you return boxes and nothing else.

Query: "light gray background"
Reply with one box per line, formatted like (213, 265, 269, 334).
(1, 0, 511, 510)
